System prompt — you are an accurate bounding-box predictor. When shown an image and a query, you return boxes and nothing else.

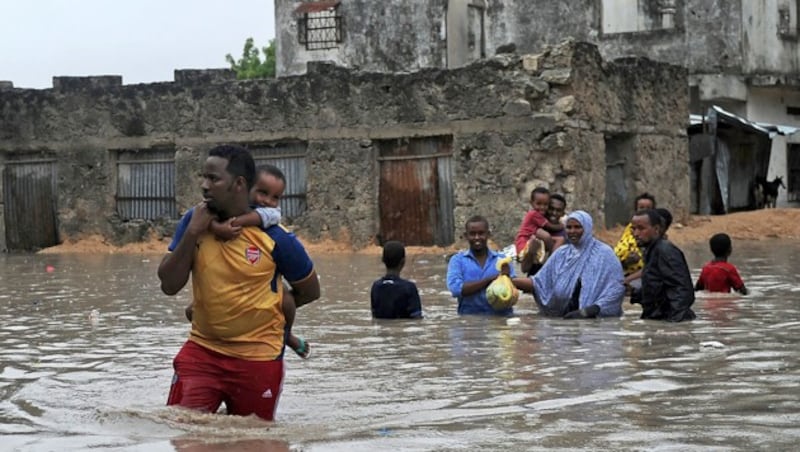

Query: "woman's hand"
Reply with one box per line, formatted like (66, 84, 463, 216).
(563, 305, 600, 319)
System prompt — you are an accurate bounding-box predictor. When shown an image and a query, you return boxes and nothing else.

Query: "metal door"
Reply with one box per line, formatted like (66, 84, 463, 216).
(3, 160, 58, 251)
(378, 137, 454, 246)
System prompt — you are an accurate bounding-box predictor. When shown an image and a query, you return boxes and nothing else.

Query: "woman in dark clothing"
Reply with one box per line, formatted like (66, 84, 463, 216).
(629, 209, 696, 322)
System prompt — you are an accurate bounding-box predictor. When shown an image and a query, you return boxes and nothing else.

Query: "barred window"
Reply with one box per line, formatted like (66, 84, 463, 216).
(115, 148, 178, 220)
(296, 1, 343, 50)
(778, 2, 799, 39)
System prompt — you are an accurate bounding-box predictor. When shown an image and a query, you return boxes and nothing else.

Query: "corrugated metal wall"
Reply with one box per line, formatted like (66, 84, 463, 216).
(248, 143, 308, 220)
(377, 136, 454, 246)
(436, 154, 454, 245)
(116, 149, 178, 220)
(3, 159, 58, 250)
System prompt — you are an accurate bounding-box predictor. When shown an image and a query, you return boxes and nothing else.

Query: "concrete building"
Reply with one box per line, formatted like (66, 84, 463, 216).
(0, 41, 688, 251)
(277, 0, 800, 206)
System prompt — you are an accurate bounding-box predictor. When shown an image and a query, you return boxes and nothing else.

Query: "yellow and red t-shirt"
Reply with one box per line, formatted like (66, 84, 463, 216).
(169, 208, 314, 361)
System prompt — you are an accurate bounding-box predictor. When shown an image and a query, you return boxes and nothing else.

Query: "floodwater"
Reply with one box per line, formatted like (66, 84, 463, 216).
(1, 241, 798, 451)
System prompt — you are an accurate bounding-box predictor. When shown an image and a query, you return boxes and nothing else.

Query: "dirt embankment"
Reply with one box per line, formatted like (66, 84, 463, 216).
(594, 208, 800, 247)
(38, 208, 800, 255)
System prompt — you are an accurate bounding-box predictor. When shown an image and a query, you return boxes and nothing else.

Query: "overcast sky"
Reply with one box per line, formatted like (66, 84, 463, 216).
(0, 0, 276, 89)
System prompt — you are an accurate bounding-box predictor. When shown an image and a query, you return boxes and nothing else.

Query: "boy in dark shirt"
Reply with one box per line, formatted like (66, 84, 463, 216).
(695, 233, 748, 294)
(371, 241, 423, 319)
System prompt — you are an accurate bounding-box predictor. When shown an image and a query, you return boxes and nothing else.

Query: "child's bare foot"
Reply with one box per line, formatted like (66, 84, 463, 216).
(287, 334, 310, 359)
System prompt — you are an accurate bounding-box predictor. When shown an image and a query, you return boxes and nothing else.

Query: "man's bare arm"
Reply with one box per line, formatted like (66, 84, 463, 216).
(460, 276, 495, 296)
(157, 203, 213, 295)
(288, 269, 321, 308)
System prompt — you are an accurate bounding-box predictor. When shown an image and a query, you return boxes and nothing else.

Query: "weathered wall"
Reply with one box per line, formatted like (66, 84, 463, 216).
(486, 0, 689, 68)
(0, 41, 688, 250)
(276, 1, 761, 77)
(747, 86, 800, 207)
(742, 0, 800, 75)
(276, 0, 448, 76)
(279, 0, 800, 85)
(686, 0, 743, 73)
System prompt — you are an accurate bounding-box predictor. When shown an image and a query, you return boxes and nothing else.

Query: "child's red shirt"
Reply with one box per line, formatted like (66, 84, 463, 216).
(515, 210, 548, 253)
(696, 261, 745, 293)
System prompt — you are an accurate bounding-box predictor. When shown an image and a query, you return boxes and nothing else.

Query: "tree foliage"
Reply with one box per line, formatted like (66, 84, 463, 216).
(225, 38, 276, 79)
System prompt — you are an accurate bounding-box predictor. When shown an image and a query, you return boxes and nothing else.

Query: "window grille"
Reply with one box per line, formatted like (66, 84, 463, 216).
(778, 3, 799, 39)
(296, 1, 343, 50)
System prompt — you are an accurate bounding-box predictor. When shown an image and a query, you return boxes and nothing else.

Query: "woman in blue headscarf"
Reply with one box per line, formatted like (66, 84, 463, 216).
(509, 210, 625, 318)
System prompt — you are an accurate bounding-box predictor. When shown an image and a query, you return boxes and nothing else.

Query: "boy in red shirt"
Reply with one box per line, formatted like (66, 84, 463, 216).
(695, 233, 748, 294)
(515, 187, 564, 275)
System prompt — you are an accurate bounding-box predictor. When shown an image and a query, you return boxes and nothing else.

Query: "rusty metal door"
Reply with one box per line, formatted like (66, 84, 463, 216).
(3, 159, 58, 251)
(378, 137, 454, 246)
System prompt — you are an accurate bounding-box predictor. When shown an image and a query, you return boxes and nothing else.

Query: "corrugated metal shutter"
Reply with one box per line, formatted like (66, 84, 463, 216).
(247, 143, 308, 219)
(436, 154, 454, 244)
(116, 149, 178, 220)
(377, 136, 454, 246)
(3, 159, 58, 250)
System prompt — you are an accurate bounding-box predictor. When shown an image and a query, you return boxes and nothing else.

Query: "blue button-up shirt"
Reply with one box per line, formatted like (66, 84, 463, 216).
(446, 249, 516, 315)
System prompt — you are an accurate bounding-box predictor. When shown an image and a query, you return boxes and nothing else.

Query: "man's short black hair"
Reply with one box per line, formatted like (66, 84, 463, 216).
(709, 233, 732, 258)
(464, 215, 489, 231)
(209, 145, 256, 189)
(635, 209, 664, 229)
(257, 163, 286, 184)
(635, 192, 657, 209)
(382, 240, 406, 268)
(550, 193, 566, 205)
(530, 186, 550, 200)
(655, 208, 673, 231)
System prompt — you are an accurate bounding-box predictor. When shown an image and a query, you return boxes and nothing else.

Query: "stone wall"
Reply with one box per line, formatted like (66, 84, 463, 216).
(277, 1, 754, 77)
(0, 41, 688, 250)
(276, 0, 448, 76)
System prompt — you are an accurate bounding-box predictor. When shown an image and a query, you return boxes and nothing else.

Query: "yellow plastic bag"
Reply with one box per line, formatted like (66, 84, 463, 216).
(486, 256, 519, 311)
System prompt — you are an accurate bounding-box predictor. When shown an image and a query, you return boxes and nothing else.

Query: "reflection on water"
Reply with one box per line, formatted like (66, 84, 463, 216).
(0, 241, 798, 451)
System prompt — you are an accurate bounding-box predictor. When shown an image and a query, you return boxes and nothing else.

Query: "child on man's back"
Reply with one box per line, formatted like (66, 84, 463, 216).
(695, 233, 748, 295)
(186, 164, 310, 358)
(514, 187, 565, 275)
(370, 240, 423, 319)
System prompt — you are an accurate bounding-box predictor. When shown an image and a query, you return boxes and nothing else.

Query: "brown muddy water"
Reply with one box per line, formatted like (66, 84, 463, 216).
(1, 241, 798, 451)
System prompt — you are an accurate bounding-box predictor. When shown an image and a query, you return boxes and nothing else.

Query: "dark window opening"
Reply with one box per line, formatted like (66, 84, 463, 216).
(788, 143, 800, 202)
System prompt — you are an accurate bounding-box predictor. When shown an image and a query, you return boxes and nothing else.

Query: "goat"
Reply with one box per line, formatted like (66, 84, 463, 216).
(755, 176, 785, 208)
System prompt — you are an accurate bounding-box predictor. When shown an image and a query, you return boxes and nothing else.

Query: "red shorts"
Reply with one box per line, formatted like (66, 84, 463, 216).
(167, 340, 284, 421)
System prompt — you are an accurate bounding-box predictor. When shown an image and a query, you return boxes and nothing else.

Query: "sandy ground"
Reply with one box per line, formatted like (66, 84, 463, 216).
(38, 208, 800, 255)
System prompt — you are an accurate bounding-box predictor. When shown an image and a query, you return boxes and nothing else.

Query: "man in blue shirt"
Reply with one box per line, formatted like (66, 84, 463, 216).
(446, 215, 516, 315)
